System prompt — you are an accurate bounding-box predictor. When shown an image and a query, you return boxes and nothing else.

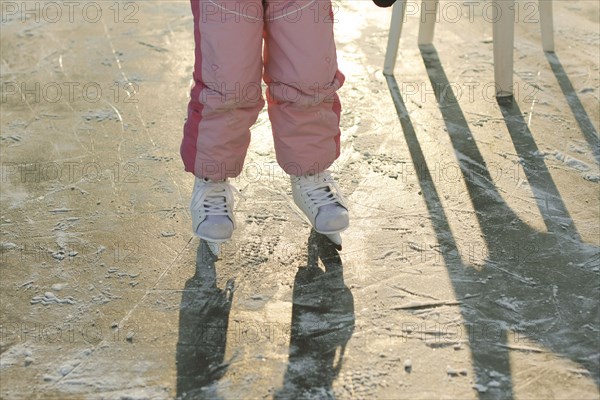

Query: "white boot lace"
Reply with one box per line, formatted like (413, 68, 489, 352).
(297, 172, 346, 209)
(191, 180, 235, 216)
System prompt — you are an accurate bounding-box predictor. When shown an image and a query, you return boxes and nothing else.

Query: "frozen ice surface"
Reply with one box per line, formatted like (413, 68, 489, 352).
(1, 1, 599, 399)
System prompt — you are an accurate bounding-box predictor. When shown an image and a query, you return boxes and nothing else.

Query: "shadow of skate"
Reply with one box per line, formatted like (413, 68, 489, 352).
(384, 44, 599, 399)
(175, 240, 234, 400)
(274, 229, 355, 399)
(544, 52, 600, 164)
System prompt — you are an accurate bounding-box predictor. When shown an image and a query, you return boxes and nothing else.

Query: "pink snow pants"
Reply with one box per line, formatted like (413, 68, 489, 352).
(181, 0, 345, 180)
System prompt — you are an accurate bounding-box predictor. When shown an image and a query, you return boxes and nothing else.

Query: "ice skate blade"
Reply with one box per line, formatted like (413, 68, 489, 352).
(206, 241, 221, 256)
(195, 232, 229, 257)
(324, 233, 343, 250)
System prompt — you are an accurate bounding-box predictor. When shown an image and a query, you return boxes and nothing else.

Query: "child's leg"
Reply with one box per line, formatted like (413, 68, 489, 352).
(264, 0, 349, 244)
(184, 0, 265, 251)
(263, 0, 345, 176)
(181, 0, 265, 181)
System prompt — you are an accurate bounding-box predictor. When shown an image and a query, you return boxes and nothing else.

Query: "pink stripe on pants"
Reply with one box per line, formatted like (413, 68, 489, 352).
(181, 0, 344, 180)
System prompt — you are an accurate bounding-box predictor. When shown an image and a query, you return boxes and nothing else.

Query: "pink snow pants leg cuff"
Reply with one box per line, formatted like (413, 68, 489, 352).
(182, 0, 265, 181)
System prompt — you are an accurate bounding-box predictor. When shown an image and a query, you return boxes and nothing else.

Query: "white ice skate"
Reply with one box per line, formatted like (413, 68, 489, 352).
(190, 177, 236, 256)
(291, 170, 349, 248)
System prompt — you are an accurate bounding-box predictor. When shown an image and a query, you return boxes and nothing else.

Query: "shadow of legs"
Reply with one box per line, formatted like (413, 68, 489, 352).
(274, 230, 355, 399)
(176, 241, 234, 400)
